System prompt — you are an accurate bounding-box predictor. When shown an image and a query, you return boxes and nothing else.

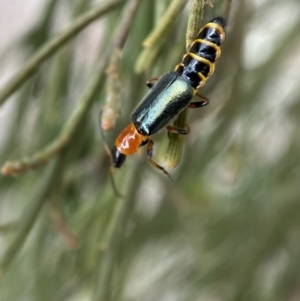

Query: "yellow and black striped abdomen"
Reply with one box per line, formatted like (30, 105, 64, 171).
(175, 17, 226, 91)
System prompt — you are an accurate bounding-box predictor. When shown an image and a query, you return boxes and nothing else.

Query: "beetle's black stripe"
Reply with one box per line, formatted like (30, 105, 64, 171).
(190, 39, 220, 62)
(198, 24, 224, 46)
(175, 17, 225, 90)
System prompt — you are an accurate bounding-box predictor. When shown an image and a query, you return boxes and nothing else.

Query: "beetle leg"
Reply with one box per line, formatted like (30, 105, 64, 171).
(146, 78, 159, 89)
(147, 139, 173, 181)
(166, 124, 190, 135)
(188, 93, 209, 108)
(140, 140, 148, 147)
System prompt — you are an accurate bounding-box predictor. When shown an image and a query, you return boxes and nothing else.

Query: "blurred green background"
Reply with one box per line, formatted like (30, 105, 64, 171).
(1, 0, 300, 300)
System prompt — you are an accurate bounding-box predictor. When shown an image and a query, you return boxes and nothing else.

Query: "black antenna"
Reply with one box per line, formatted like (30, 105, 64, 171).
(98, 111, 123, 198)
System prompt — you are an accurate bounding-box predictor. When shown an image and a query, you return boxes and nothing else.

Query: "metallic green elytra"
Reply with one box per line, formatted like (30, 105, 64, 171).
(131, 72, 194, 136)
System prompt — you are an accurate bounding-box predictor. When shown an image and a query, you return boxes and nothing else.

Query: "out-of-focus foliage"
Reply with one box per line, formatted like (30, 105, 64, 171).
(1, 0, 300, 300)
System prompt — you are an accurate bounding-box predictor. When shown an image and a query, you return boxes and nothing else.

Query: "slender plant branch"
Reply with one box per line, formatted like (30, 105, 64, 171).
(142, 0, 188, 48)
(165, 0, 206, 169)
(0, 0, 124, 106)
(113, 0, 142, 49)
(101, 50, 123, 131)
(135, 0, 188, 73)
(101, 0, 142, 131)
(185, 0, 209, 49)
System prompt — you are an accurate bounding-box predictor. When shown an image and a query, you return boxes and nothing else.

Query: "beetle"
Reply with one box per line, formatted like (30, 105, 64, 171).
(110, 16, 226, 178)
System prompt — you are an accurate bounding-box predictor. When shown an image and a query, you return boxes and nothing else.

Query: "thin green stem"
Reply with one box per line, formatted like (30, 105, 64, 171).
(102, 0, 143, 131)
(135, 0, 188, 73)
(185, 0, 206, 49)
(0, 0, 124, 106)
(113, 0, 143, 49)
(142, 0, 187, 48)
(166, 1, 205, 169)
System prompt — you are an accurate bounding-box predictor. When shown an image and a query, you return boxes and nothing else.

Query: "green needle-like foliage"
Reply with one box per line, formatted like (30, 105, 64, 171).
(1, 0, 300, 300)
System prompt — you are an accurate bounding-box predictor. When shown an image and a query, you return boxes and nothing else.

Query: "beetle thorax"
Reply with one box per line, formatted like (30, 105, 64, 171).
(115, 123, 148, 156)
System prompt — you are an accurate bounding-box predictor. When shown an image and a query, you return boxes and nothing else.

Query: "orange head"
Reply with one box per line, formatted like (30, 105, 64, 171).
(111, 123, 148, 168)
